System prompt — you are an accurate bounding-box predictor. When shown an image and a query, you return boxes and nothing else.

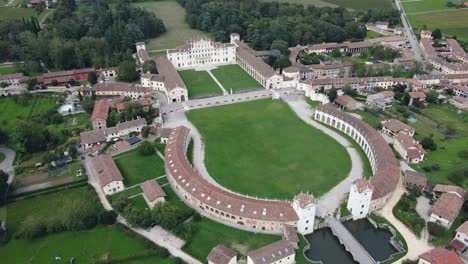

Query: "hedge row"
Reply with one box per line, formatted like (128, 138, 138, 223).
(8, 178, 88, 201)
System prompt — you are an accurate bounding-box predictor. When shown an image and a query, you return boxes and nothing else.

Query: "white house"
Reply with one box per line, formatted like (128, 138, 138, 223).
(167, 36, 236, 69)
(375, 21, 389, 30)
(140, 179, 166, 208)
(428, 192, 464, 229)
(453, 221, 468, 250)
(394, 132, 425, 164)
(292, 193, 316, 235)
(247, 240, 295, 264)
(347, 179, 373, 220)
(160, 128, 172, 144)
(207, 245, 237, 264)
(91, 155, 125, 195)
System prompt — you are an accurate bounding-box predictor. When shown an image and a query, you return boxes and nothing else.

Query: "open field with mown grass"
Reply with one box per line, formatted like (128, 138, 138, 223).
(402, 0, 460, 14)
(113, 147, 165, 186)
(322, 0, 393, 9)
(211, 65, 263, 92)
(186, 99, 351, 199)
(259, 0, 337, 8)
(0, 225, 172, 264)
(0, 66, 17, 74)
(132, 1, 207, 50)
(366, 30, 384, 39)
(178, 70, 222, 98)
(184, 218, 280, 261)
(0, 7, 39, 21)
(408, 9, 468, 41)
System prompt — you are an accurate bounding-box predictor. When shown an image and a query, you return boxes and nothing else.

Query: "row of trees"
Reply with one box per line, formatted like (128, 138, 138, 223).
(0, 0, 165, 74)
(178, 0, 400, 50)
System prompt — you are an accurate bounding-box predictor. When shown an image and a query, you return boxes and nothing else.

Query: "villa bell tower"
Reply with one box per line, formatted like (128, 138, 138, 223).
(292, 193, 316, 235)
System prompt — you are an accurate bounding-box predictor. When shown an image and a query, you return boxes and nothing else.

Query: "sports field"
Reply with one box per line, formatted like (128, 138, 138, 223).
(0, 225, 172, 264)
(113, 147, 166, 186)
(132, 1, 207, 50)
(186, 99, 351, 199)
(178, 70, 223, 98)
(211, 65, 263, 92)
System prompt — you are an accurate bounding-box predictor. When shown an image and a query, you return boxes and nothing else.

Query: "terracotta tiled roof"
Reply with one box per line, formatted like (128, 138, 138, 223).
(419, 247, 463, 264)
(404, 170, 426, 187)
(353, 179, 373, 192)
(0, 73, 24, 80)
(335, 95, 358, 107)
(207, 245, 237, 264)
(294, 193, 315, 208)
(116, 118, 147, 130)
(248, 240, 295, 264)
(236, 46, 276, 78)
(283, 225, 299, 243)
(165, 126, 299, 222)
(91, 155, 124, 187)
(409, 91, 426, 99)
(456, 221, 468, 236)
(84, 82, 151, 93)
(91, 99, 113, 122)
(430, 193, 464, 222)
(433, 184, 465, 198)
(80, 130, 106, 145)
(141, 180, 166, 202)
(154, 56, 187, 91)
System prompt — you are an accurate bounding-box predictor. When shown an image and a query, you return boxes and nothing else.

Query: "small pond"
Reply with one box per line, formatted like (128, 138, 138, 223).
(304, 228, 357, 264)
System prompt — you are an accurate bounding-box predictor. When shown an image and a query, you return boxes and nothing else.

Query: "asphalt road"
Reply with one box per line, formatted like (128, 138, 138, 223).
(395, 0, 426, 63)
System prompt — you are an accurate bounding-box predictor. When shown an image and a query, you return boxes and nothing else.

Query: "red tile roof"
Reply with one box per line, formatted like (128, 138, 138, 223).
(382, 119, 413, 134)
(154, 55, 187, 91)
(434, 184, 466, 198)
(419, 247, 463, 264)
(207, 245, 237, 264)
(141, 180, 166, 202)
(91, 155, 124, 187)
(248, 240, 295, 264)
(456, 221, 468, 235)
(431, 193, 464, 222)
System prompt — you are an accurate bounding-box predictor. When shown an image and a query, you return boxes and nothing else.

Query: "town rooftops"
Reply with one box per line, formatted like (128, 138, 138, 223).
(248, 240, 295, 264)
(91, 99, 113, 122)
(294, 193, 315, 208)
(207, 244, 237, 264)
(116, 117, 147, 131)
(433, 184, 465, 198)
(154, 55, 187, 91)
(80, 130, 107, 145)
(41, 68, 94, 79)
(382, 119, 413, 134)
(456, 221, 468, 236)
(165, 126, 299, 222)
(282, 66, 300, 73)
(430, 192, 464, 222)
(0, 72, 24, 80)
(404, 170, 427, 187)
(91, 155, 124, 187)
(160, 128, 172, 138)
(334, 95, 358, 108)
(395, 132, 425, 158)
(419, 247, 463, 264)
(83, 82, 151, 93)
(141, 179, 166, 202)
(421, 38, 437, 58)
(409, 91, 427, 99)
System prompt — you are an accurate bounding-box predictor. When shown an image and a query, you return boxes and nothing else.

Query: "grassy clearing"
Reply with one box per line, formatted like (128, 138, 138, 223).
(408, 9, 468, 41)
(306, 98, 322, 108)
(0, 225, 172, 264)
(186, 99, 351, 199)
(366, 30, 385, 39)
(402, 0, 460, 14)
(132, 1, 207, 50)
(178, 70, 222, 98)
(0, 66, 17, 74)
(113, 148, 165, 187)
(322, 0, 393, 9)
(349, 109, 382, 129)
(0, 7, 39, 21)
(211, 65, 263, 92)
(183, 218, 280, 261)
(148, 50, 167, 57)
(421, 104, 468, 135)
(259, 0, 337, 8)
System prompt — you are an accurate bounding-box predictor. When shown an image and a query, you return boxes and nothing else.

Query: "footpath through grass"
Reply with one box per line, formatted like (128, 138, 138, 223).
(186, 99, 351, 199)
(211, 65, 263, 92)
(178, 70, 223, 98)
(113, 148, 165, 186)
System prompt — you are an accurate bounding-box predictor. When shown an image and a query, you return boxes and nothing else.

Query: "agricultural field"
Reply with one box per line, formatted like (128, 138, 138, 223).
(113, 147, 166, 187)
(186, 99, 351, 199)
(259, 0, 337, 8)
(148, 50, 168, 57)
(322, 0, 393, 9)
(407, 9, 468, 42)
(183, 218, 280, 261)
(0, 225, 172, 264)
(178, 70, 223, 98)
(401, 0, 458, 14)
(211, 65, 263, 93)
(0, 7, 40, 21)
(132, 1, 207, 50)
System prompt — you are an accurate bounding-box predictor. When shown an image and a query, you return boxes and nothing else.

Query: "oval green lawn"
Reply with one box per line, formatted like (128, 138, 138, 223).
(186, 99, 351, 200)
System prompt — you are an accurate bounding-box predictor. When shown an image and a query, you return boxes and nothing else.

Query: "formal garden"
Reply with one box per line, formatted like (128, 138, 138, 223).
(178, 70, 223, 98)
(211, 65, 263, 93)
(186, 99, 352, 199)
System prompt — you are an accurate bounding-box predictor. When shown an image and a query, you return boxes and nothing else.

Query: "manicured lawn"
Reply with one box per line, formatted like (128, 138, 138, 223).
(402, 0, 461, 14)
(186, 99, 351, 199)
(148, 50, 167, 57)
(113, 148, 165, 187)
(0, 66, 16, 74)
(5, 186, 99, 236)
(305, 98, 322, 108)
(108, 186, 143, 203)
(178, 70, 222, 98)
(392, 194, 425, 236)
(211, 65, 263, 92)
(366, 30, 384, 39)
(132, 1, 207, 50)
(0, 225, 172, 264)
(296, 236, 311, 264)
(184, 218, 280, 261)
(408, 9, 468, 41)
(130, 195, 149, 210)
(322, 0, 393, 9)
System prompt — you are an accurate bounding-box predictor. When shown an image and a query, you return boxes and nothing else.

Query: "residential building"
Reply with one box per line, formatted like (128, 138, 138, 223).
(160, 128, 172, 144)
(421, 30, 433, 39)
(91, 155, 124, 195)
(0, 73, 25, 89)
(394, 132, 425, 163)
(453, 221, 468, 249)
(404, 170, 427, 189)
(450, 96, 468, 110)
(428, 192, 464, 229)
(375, 21, 389, 30)
(247, 240, 295, 264)
(282, 225, 299, 248)
(38, 68, 94, 86)
(309, 61, 352, 79)
(140, 179, 166, 208)
(366, 91, 395, 109)
(334, 95, 362, 110)
(408, 91, 427, 106)
(207, 245, 237, 264)
(381, 119, 415, 137)
(347, 179, 373, 220)
(418, 247, 463, 264)
(433, 184, 465, 198)
(78, 83, 151, 99)
(292, 193, 316, 235)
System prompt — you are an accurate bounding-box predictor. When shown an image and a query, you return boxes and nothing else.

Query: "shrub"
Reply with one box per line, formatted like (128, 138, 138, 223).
(458, 150, 468, 159)
(448, 167, 468, 186)
(172, 257, 186, 264)
(428, 222, 446, 237)
(431, 163, 440, 171)
(138, 141, 155, 156)
(421, 137, 437, 151)
(422, 166, 432, 172)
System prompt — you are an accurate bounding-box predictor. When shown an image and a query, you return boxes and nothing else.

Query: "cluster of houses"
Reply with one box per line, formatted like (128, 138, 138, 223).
(381, 119, 425, 164)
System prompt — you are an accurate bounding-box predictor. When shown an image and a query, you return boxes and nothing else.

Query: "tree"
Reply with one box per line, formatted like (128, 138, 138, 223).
(51, 79, 59, 86)
(343, 84, 357, 97)
(270, 39, 289, 55)
(421, 137, 437, 151)
(138, 141, 155, 156)
(448, 167, 467, 186)
(152, 202, 185, 230)
(431, 29, 442, 40)
(327, 88, 338, 102)
(425, 91, 439, 104)
(26, 78, 37, 90)
(81, 97, 95, 114)
(331, 49, 342, 58)
(0, 170, 9, 206)
(117, 60, 138, 82)
(274, 55, 292, 71)
(87, 71, 97, 85)
(141, 126, 150, 138)
(142, 60, 157, 74)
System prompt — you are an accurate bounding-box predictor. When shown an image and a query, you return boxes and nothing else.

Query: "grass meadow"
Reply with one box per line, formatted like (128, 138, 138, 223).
(178, 70, 223, 98)
(401, 0, 459, 14)
(408, 9, 468, 41)
(262, 0, 393, 9)
(211, 65, 263, 92)
(186, 99, 351, 199)
(113, 148, 166, 187)
(0, 66, 17, 74)
(131, 1, 207, 50)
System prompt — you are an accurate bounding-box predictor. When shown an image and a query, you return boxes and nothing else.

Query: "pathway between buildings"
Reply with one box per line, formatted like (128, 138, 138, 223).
(376, 181, 433, 263)
(207, 70, 228, 95)
(282, 95, 364, 217)
(0, 147, 15, 184)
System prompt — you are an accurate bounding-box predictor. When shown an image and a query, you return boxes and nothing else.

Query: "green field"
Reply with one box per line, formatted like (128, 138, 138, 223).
(148, 50, 168, 57)
(259, 0, 337, 8)
(402, 0, 459, 14)
(0, 225, 172, 264)
(408, 9, 468, 41)
(0, 66, 16, 74)
(366, 30, 385, 39)
(211, 65, 263, 92)
(186, 99, 351, 199)
(0, 7, 39, 21)
(132, 1, 207, 50)
(113, 147, 166, 187)
(178, 70, 222, 98)
(184, 218, 279, 261)
(322, 0, 393, 9)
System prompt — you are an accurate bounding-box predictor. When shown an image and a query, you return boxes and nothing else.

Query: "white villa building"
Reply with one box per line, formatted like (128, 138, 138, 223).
(292, 193, 316, 235)
(347, 179, 373, 220)
(247, 240, 295, 264)
(167, 36, 237, 69)
(91, 155, 125, 195)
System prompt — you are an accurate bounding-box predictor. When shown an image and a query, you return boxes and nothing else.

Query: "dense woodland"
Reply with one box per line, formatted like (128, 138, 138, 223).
(0, 0, 165, 73)
(178, 0, 400, 50)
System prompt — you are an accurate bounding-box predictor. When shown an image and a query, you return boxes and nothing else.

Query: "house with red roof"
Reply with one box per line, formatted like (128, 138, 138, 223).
(418, 247, 463, 264)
